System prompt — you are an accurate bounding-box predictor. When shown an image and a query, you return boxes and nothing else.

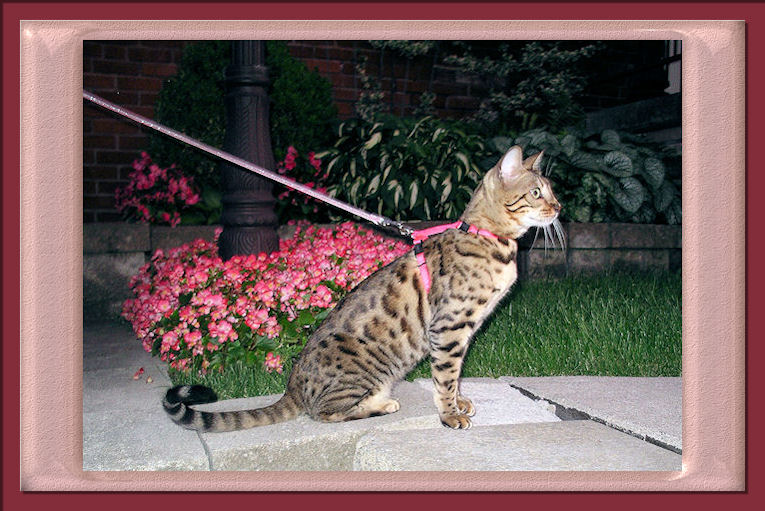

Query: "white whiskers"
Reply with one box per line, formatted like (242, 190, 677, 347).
(530, 218, 567, 257)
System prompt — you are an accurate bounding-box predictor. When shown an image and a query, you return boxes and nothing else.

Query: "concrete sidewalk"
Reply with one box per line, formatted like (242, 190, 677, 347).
(83, 321, 682, 472)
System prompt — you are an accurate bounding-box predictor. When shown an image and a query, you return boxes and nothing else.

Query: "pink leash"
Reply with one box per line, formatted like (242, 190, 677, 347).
(84, 90, 503, 293)
(411, 221, 499, 293)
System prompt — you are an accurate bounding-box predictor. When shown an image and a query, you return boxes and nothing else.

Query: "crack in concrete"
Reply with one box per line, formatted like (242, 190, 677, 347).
(508, 384, 682, 455)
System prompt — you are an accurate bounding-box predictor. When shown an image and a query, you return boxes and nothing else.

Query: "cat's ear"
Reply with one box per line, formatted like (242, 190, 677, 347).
(523, 151, 544, 174)
(498, 146, 525, 185)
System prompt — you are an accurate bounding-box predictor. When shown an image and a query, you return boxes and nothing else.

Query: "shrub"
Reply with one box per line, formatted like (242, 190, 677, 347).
(266, 41, 338, 161)
(320, 115, 489, 221)
(148, 41, 229, 192)
(147, 41, 338, 223)
(442, 41, 603, 134)
(122, 222, 411, 375)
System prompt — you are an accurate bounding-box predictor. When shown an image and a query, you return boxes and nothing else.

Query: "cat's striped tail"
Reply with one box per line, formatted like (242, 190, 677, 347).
(163, 385, 302, 432)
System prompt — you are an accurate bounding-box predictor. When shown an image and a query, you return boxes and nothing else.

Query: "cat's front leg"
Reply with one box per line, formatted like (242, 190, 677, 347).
(428, 330, 473, 429)
(456, 394, 475, 416)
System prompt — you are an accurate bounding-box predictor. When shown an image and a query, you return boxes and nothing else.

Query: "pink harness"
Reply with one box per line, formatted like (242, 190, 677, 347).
(411, 220, 500, 293)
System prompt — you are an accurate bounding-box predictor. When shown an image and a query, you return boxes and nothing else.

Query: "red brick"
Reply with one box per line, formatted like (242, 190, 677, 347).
(84, 165, 118, 180)
(84, 135, 117, 149)
(83, 41, 103, 58)
(288, 44, 315, 59)
(141, 62, 178, 77)
(431, 81, 468, 96)
(92, 59, 141, 75)
(117, 76, 162, 92)
(91, 119, 143, 135)
(83, 73, 117, 89)
(336, 102, 354, 119)
(330, 74, 356, 88)
(333, 88, 358, 101)
(95, 211, 123, 222)
(103, 45, 126, 60)
(302, 59, 341, 75)
(139, 92, 159, 106)
(128, 47, 174, 63)
(97, 181, 122, 195)
(403, 80, 428, 93)
(118, 135, 149, 151)
(445, 95, 480, 111)
(96, 90, 139, 106)
(84, 196, 117, 209)
(392, 93, 411, 106)
(325, 47, 355, 61)
(96, 150, 140, 165)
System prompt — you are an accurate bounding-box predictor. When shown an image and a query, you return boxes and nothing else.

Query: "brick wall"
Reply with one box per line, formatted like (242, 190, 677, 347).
(288, 41, 484, 119)
(83, 41, 190, 222)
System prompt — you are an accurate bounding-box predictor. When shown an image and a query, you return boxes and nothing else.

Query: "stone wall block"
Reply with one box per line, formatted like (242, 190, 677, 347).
(151, 225, 221, 252)
(84, 222, 150, 253)
(84, 252, 146, 321)
(566, 223, 610, 249)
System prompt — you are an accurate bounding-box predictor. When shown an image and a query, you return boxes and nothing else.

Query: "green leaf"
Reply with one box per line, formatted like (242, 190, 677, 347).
(572, 204, 592, 222)
(642, 157, 666, 190)
(440, 176, 453, 203)
(364, 131, 383, 150)
(490, 136, 513, 153)
(568, 150, 602, 172)
(560, 134, 579, 157)
(654, 180, 677, 212)
(601, 129, 621, 147)
(366, 174, 381, 195)
(665, 199, 682, 224)
(408, 181, 419, 207)
(602, 151, 634, 177)
(296, 309, 316, 327)
(201, 188, 222, 209)
(611, 177, 645, 213)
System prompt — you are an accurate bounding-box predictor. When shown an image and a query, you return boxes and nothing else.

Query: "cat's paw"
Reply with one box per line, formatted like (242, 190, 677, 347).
(456, 396, 475, 417)
(440, 413, 472, 430)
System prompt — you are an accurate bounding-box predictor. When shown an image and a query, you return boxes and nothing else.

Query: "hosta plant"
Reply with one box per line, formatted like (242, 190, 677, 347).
(489, 128, 681, 224)
(320, 115, 489, 221)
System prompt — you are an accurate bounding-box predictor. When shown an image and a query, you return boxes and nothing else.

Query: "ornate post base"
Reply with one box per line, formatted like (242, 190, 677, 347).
(218, 40, 279, 260)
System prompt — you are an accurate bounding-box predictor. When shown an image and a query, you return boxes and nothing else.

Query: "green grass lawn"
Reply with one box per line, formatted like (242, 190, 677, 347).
(170, 271, 682, 400)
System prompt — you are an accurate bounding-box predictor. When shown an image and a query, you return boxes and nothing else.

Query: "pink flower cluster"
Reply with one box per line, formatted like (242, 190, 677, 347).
(122, 222, 411, 374)
(115, 152, 201, 227)
(276, 146, 330, 217)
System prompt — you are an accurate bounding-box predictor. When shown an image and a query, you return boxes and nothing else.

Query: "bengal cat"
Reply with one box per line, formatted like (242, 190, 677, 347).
(164, 145, 563, 430)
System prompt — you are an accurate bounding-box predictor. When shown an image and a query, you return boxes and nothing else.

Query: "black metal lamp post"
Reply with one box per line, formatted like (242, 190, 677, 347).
(218, 40, 279, 260)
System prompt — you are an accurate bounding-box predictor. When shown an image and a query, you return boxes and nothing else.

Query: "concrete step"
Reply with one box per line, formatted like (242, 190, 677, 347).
(353, 420, 681, 471)
(195, 378, 560, 471)
(502, 376, 682, 452)
(82, 323, 682, 472)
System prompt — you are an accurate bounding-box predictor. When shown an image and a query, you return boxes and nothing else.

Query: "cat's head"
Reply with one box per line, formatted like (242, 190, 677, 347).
(462, 145, 563, 243)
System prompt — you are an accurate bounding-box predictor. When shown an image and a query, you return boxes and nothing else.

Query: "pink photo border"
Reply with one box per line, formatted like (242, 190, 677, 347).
(6, 1, 753, 503)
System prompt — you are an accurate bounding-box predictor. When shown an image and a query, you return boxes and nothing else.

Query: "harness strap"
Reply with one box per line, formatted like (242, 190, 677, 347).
(411, 221, 500, 293)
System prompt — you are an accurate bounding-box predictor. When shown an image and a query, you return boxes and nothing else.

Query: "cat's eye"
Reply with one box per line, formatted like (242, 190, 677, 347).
(529, 188, 541, 199)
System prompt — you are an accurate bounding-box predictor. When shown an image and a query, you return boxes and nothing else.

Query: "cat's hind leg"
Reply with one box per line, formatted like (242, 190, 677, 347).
(314, 387, 400, 422)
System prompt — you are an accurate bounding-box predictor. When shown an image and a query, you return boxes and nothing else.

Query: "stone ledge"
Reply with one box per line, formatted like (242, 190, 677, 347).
(84, 222, 150, 253)
(84, 221, 681, 253)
